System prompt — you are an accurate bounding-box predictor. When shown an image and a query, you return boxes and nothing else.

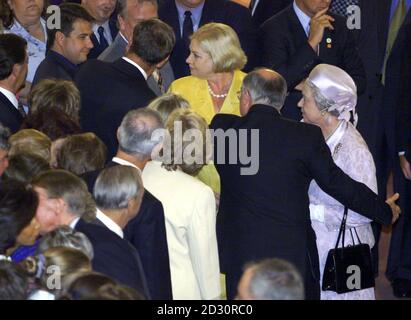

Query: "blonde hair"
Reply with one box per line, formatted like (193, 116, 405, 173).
(9, 129, 51, 161)
(41, 247, 92, 294)
(162, 110, 210, 175)
(147, 93, 190, 123)
(190, 23, 247, 73)
(29, 79, 81, 122)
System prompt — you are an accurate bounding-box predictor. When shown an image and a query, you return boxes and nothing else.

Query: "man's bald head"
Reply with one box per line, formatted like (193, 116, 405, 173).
(239, 68, 287, 115)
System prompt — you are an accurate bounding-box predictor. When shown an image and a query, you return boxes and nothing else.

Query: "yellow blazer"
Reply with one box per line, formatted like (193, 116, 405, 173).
(168, 69, 246, 124)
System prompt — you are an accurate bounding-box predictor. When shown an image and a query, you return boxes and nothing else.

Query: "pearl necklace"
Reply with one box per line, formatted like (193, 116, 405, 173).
(207, 82, 228, 99)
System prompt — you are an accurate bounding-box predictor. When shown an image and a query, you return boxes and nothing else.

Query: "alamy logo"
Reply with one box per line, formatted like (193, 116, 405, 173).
(346, 5, 361, 30)
(346, 265, 361, 290)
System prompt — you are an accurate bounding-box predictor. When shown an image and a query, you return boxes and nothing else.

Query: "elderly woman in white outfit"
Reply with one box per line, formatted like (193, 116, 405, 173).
(298, 64, 377, 300)
(142, 109, 220, 300)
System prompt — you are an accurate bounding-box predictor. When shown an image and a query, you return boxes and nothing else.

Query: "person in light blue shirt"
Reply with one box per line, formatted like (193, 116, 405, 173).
(2, 0, 47, 106)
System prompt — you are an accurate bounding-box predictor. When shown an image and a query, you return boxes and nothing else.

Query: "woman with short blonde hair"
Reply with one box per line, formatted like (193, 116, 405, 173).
(169, 23, 247, 124)
(9, 129, 51, 162)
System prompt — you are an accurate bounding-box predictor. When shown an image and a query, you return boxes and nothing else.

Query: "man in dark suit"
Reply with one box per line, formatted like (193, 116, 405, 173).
(260, 0, 365, 120)
(249, 0, 292, 27)
(81, 108, 173, 300)
(99, 0, 175, 95)
(158, 0, 258, 79)
(32, 3, 94, 87)
(75, 18, 175, 158)
(210, 69, 400, 300)
(389, 3, 411, 297)
(32, 169, 150, 297)
(81, 0, 118, 59)
(0, 34, 27, 133)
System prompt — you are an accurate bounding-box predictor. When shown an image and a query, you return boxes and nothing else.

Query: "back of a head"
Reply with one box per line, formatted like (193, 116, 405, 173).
(57, 133, 107, 175)
(47, 2, 94, 50)
(162, 109, 210, 176)
(39, 247, 92, 294)
(31, 169, 96, 220)
(0, 34, 27, 81)
(21, 107, 83, 141)
(0, 182, 38, 254)
(0, 260, 28, 300)
(1, 152, 50, 185)
(245, 259, 304, 300)
(29, 79, 81, 122)
(38, 225, 94, 260)
(117, 108, 164, 160)
(94, 165, 143, 211)
(9, 129, 52, 162)
(148, 93, 190, 123)
(129, 18, 175, 65)
(242, 69, 288, 111)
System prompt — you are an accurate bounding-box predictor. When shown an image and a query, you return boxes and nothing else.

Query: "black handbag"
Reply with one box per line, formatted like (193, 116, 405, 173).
(322, 206, 375, 294)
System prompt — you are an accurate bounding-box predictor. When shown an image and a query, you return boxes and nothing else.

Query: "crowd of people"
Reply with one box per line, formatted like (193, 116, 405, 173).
(0, 0, 410, 300)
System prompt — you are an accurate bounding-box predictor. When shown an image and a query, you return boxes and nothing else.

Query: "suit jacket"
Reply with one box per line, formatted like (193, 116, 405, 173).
(0, 91, 23, 133)
(168, 69, 246, 124)
(75, 58, 156, 158)
(88, 19, 118, 60)
(251, 0, 292, 27)
(98, 33, 175, 95)
(260, 5, 366, 120)
(74, 218, 150, 297)
(32, 50, 77, 87)
(210, 105, 392, 295)
(158, 0, 258, 79)
(81, 160, 173, 300)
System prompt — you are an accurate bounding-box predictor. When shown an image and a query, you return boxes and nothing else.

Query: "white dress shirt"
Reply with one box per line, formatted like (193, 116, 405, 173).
(0, 87, 18, 109)
(112, 157, 142, 173)
(95, 208, 124, 238)
(92, 20, 113, 45)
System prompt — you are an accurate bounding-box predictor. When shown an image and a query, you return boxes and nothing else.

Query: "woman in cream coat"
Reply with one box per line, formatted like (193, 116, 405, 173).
(142, 110, 220, 300)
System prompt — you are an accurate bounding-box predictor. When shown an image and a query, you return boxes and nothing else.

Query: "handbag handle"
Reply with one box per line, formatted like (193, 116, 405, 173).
(334, 206, 348, 252)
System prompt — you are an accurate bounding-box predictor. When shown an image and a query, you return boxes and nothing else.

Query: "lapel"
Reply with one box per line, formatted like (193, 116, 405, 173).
(0, 91, 22, 121)
(91, 33, 99, 48)
(166, 1, 182, 41)
(286, 6, 310, 47)
(108, 19, 118, 40)
(199, 0, 219, 26)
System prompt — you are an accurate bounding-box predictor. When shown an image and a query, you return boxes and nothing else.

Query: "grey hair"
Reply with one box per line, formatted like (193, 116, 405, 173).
(242, 69, 287, 111)
(93, 165, 143, 210)
(247, 258, 304, 300)
(306, 80, 339, 117)
(37, 226, 94, 260)
(117, 0, 158, 18)
(117, 108, 164, 160)
(0, 122, 11, 150)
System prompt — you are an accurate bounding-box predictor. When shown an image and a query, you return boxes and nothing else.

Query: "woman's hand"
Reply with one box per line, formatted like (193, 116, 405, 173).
(386, 193, 401, 224)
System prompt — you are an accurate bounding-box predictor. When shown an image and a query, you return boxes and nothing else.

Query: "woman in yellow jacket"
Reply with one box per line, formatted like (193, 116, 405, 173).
(169, 23, 247, 196)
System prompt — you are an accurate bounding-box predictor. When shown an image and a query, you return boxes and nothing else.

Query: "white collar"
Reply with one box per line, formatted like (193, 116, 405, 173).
(69, 217, 80, 229)
(326, 120, 347, 157)
(293, 0, 311, 36)
(112, 157, 142, 174)
(0, 87, 18, 109)
(121, 57, 148, 80)
(96, 208, 124, 238)
(119, 32, 129, 44)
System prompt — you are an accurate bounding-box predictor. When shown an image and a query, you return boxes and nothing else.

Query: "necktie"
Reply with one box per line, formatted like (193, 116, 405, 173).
(153, 69, 165, 94)
(17, 101, 26, 118)
(182, 11, 193, 45)
(97, 26, 109, 51)
(329, 0, 359, 17)
(382, 0, 407, 84)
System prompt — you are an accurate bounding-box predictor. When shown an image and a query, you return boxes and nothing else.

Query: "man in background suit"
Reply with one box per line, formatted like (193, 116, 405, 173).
(81, 108, 173, 300)
(158, 0, 258, 79)
(82, 0, 118, 59)
(210, 69, 399, 299)
(75, 18, 175, 158)
(260, 0, 365, 120)
(99, 0, 175, 95)
(249, 0, 292, 27)
(32, 3, 94, 87)
(0, 34, 27, 133)
(32, 169, 150, 297)
(0, 123, 10, 178)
